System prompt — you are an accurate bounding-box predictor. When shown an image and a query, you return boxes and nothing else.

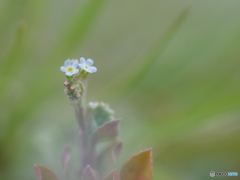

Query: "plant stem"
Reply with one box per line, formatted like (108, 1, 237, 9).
(72, 77, 94, 172)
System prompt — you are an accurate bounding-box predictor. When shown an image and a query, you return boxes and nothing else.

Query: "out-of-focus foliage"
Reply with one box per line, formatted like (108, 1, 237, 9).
(0, 0, 240, 180)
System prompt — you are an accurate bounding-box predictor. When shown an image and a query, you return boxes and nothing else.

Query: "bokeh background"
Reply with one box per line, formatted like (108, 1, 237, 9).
(0, 0, 240, 179)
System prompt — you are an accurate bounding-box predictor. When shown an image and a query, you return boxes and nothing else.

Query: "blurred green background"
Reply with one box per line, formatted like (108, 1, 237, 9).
(0, 0, 240, 179)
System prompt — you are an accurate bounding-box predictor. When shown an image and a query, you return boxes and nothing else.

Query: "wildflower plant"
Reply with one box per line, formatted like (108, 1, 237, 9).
(34, 58, 153, 180)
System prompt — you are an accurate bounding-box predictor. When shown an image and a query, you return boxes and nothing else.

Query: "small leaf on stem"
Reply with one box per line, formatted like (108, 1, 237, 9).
(104, 170, 120, 180)
(113, 170, 120, 180)
(34, 164, 58, 180)
(82, 165, 100, 180)
(104, 170, 116, 180)
(61, 146, 71, 172)
(91, 119, 120, 143)
(112, 141, 123, 163)
(94, 141, 122, 179)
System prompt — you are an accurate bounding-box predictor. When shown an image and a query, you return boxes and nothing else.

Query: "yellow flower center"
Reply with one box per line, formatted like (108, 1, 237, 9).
(67, 66, 74, 73)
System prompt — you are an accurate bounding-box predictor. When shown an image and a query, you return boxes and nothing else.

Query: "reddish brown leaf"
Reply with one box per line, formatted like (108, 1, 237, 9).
(82, 165, 100, 180)
(91, 119, 120, 142)
(120, 149, 153, 180)
(34, 164, 58, 180)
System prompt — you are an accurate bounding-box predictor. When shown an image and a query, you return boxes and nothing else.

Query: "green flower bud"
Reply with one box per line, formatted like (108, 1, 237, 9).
(88, 102, 115, 126)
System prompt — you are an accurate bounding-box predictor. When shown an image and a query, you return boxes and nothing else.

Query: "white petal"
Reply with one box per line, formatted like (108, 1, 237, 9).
(86, 59, 94, 66)
(72, 62, 79, 68)
(89, 66, 97, 73)
(80, 57, 86, 64)
(85, 69, 92, 73)
(64, 59, 71, 66)
(79, 64, 85, 70)
(60, 66, 66, 72)
(66, 72, 72, 76)
(73, 69, 79, 74)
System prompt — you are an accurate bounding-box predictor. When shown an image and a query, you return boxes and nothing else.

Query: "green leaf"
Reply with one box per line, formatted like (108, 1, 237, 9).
(105, 7, 190, 100)
(93, 108, 115, 127)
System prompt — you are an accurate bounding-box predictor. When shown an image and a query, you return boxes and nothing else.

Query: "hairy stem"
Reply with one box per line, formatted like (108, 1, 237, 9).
(72, 77, 95, 172)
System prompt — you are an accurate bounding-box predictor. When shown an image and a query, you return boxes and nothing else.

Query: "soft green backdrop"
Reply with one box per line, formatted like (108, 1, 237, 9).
(0, 0, 240, 180)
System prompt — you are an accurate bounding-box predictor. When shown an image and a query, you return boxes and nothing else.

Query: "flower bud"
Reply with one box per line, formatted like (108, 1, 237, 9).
(88, 102, 115, 126)
(68, 95, 73, 100)
(64, 88, 70, 95)
(74, 91, 81, 99)
(63, 80, 70, 86)
(71, 59, 79, 64)
(70, 84, 77, 90)
(88, 102, 98, 109)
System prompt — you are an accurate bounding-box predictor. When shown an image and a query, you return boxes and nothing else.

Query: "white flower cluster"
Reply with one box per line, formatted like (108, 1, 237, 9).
(60, 57, 97, 76)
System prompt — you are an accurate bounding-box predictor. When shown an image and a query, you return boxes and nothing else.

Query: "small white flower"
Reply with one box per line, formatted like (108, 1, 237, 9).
(79, 57, 97, 73)
(60, 59, 79, 76)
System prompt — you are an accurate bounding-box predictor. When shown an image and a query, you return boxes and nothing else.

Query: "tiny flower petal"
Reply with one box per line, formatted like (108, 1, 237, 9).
(66, 72, 72, 76)
(86, 59, 94, 66)
(73, 69, 79, 74)
(64, 59, 71, 66)
(80, 57, 86, 64)
(79, 64, 85, 69)
(89, 66, 97, 73)
(72, 62, 79, 68)
(61, 59, 80, 76)
(78, 57, 97, 74)
(85, 68, 92, 73)
(61, 66, 66, 72)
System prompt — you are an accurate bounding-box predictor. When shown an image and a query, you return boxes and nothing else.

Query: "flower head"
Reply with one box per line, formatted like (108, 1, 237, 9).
(60, 59, 79, 76)
(63, 80, 70, 86)
(79, 57, 97, 73)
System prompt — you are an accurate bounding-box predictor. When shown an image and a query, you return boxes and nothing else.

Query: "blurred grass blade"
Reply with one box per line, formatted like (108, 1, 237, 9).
(52, 0, 110, 56)
(106, 7, 190, 99)
(0, 1, 111, 175)
(3, 0, 111, 145)
(0, 21, 26, 65)
(0, 21, 26, 99)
